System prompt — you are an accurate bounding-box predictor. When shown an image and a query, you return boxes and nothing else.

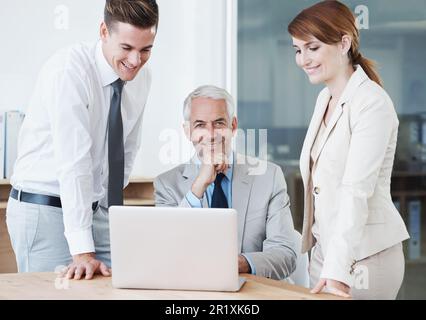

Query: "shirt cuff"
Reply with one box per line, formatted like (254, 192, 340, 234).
(64, 228, 95, 256)
(185, 191, 203, 208)
(241, 253, 257, 275)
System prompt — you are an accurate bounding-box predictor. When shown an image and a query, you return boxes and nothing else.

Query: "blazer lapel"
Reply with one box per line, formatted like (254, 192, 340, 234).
(299, 91, 330, 252)
(300, 90, 330, 187)
(232, 155, 254, 253)
(310, 105, 343, 164)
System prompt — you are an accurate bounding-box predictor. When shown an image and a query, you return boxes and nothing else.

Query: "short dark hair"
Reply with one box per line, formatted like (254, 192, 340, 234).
(104, 0, 159, 31)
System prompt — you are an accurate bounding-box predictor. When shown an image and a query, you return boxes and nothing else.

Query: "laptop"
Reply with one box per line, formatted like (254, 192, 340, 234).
(109, 206, 246, 292)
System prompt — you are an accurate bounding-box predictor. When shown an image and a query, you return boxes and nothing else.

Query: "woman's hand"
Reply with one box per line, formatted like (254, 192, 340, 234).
(311, 278, 352, 298)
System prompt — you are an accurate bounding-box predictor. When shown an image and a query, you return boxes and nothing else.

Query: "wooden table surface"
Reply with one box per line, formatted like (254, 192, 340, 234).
(0, 272, 345, 300)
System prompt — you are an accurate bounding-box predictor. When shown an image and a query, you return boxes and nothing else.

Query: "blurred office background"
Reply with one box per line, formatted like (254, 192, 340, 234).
(0, 0, 425, 299)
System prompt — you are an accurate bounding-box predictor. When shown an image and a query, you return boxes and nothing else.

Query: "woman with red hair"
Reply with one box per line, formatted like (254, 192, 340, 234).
(288, 0, 409, 299)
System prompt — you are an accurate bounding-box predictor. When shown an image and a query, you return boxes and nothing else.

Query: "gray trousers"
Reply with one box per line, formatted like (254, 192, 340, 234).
(309, 241, 405, 300)
(6, 195, 111, 273)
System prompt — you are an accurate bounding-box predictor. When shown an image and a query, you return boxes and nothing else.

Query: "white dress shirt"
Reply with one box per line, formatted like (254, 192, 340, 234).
(11, 41, 151, 255)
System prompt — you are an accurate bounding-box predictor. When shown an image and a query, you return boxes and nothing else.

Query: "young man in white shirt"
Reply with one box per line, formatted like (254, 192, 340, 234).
(6, 0, 158, 280)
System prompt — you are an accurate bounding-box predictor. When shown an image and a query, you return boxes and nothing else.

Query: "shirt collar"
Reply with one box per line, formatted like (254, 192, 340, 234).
(95, 40, 120, 87)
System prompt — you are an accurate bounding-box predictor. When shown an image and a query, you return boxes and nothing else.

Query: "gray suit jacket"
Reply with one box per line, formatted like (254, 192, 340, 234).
(154, 154, 297, 280)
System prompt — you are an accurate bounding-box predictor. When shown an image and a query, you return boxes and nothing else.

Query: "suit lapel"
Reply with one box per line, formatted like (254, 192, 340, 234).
(300, 90, 330, 187)
(299, 92, 329, 252)
(232, 155, 254, 253)
(310, 105, 343, 164)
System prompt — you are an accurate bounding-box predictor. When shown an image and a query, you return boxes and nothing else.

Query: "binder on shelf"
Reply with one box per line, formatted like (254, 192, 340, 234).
(421, 115, 426, 162)
(408, 200, 421, 260)
(4, 111, 25, 179)
(422, 122, 426, 145)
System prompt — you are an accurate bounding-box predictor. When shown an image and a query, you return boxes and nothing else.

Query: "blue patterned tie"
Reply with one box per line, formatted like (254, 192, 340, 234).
(211, 173, 228, 208)
(108, 79, 125, 207)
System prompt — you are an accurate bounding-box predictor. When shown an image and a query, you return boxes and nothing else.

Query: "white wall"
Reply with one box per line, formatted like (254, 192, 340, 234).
(135, 0, 233, 177)
(0, 0, 234, 179)
(0, 0, 104, 111)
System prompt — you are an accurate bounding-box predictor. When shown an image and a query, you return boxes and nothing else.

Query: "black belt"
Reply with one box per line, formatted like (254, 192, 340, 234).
(10, 188, 99, 211)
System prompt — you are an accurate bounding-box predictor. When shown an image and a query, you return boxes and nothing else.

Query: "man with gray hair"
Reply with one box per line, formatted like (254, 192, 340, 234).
(154, 85, 297, 280)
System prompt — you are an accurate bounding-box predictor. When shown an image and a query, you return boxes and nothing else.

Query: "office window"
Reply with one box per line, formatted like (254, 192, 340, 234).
(238, 0, 426, 299)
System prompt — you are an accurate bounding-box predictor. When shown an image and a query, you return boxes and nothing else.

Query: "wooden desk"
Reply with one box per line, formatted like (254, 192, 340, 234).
(0, 273, 344, 300)
(0, 210, 17, 273)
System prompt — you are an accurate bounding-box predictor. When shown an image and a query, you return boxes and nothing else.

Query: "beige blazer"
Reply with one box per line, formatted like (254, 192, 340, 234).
(300, 66, 409, 286)
(154, 154, 297, 280)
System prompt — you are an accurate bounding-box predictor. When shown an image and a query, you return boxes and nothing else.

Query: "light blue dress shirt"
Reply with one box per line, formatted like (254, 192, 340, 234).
(184, 154, 257, 275)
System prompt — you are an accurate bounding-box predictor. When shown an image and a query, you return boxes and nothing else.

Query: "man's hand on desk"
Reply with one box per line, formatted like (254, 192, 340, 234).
(62, 253, 111, 280)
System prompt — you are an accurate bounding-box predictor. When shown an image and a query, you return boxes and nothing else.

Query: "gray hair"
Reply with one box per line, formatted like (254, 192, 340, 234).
(183, 85, 235, 122)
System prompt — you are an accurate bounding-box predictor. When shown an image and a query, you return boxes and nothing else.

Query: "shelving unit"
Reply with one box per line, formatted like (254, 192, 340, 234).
(391, 171, 426, 268)
(0, 178, 155, 273)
